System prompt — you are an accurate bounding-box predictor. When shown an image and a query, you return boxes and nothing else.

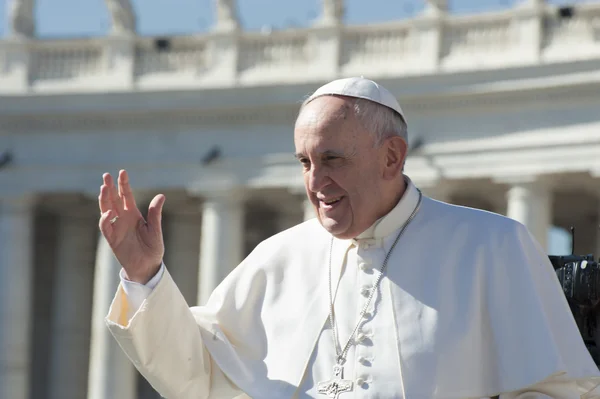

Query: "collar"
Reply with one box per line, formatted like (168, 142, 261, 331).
(354, 175, 421, 241)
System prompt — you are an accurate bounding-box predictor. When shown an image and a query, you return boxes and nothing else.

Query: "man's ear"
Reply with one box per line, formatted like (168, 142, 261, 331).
(382, 136, 408, 180)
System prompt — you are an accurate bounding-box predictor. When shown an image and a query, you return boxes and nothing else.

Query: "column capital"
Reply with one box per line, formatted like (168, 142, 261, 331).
(492, 174, 556, 188)
(188, 185, 247, 203)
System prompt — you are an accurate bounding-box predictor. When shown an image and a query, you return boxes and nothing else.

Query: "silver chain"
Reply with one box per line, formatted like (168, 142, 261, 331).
(327, 190, 423, 365)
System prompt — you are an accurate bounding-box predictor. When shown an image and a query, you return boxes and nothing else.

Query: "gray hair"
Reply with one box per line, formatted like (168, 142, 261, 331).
(298, 95, 408, 148)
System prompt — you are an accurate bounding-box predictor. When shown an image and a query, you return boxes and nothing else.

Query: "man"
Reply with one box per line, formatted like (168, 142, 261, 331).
(100, 77, 600, 398)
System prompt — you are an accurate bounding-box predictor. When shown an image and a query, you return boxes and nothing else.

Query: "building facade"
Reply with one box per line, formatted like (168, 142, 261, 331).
(1, 0, 600, 398)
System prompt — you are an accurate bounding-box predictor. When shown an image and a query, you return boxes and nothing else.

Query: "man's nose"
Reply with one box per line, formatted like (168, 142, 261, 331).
(307, 165, 331, 193)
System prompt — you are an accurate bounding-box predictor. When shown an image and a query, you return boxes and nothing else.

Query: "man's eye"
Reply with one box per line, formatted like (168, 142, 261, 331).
(325, 156, 339, 161)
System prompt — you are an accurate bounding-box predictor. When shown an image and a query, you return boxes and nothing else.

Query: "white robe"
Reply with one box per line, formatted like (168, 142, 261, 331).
(106, 177, 600, 398)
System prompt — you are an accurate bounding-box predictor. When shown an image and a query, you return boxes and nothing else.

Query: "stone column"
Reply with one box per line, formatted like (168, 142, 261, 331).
(506, 181, 552, 251)
(0, 196, 35, 399)
(164, 205, 201, 306)
(47, 203, 96, 399)
(87, 235, 136, 399)
(198, 190, 245, 305)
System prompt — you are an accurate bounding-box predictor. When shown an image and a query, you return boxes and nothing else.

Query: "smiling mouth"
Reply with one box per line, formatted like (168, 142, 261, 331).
(320, 197, 343, 206)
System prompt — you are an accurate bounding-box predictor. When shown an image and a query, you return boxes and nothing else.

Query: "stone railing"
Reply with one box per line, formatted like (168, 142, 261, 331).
(1, 1, 599, 94)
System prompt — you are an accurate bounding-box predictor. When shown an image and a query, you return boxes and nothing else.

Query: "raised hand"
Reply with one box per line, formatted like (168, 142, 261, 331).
(98, 169, 166, 284)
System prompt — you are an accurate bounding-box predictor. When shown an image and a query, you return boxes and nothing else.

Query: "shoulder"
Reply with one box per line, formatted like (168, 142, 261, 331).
(229, 218, 329, 280)
(252, 218, 329, 255)
(421, 196, 524, 239)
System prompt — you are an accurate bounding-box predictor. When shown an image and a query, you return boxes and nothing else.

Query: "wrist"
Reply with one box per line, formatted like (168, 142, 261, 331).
(123, 263, 161, 285)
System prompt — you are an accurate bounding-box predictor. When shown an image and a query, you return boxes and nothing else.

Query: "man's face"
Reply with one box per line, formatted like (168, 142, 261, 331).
(294, 96, 404, 239)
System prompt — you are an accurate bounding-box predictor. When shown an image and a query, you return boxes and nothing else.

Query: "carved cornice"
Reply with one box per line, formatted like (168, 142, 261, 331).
(1, 76, 598, 134)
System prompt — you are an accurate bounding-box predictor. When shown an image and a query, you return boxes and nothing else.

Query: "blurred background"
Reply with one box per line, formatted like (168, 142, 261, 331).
(1, 0, 600, 398)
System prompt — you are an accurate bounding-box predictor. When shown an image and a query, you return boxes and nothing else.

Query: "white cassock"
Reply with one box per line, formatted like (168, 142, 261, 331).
(106, 176, 600, 399)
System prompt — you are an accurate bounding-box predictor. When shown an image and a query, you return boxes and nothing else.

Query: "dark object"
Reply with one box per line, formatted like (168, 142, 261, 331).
(558, 6, 574, 19)
(154, 38, 171, 52)
(550, 226, 600, 366)
(201, 146, 221, 165)
(0, 151, 13, 169)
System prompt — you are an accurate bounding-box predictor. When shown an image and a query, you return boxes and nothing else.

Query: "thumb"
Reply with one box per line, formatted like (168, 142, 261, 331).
(147, 194, 166, 230)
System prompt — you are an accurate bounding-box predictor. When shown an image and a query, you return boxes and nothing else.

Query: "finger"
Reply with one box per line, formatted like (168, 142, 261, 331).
(118, 169, 138, 211)
(98, 210, 116, 240)
(104, 173, 124, 214)
(98, 185, 113, 215)
(146, 194, 166, 233)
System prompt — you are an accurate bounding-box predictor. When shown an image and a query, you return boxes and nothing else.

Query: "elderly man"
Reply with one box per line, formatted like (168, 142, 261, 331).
(99, 77, 600, 398)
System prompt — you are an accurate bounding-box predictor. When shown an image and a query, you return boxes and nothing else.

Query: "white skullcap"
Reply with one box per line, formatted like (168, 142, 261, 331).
(305, 76, 406, 123)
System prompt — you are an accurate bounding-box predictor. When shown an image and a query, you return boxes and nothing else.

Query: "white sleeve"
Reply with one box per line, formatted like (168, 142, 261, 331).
(119, 263, 165, 317)
(499, 375, 596, 399)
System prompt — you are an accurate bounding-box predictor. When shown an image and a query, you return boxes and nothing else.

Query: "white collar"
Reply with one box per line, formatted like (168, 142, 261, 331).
(353, 175, 421, 241)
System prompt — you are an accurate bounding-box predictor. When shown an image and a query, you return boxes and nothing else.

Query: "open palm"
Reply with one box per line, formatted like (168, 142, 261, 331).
(98, 169, 166, 284)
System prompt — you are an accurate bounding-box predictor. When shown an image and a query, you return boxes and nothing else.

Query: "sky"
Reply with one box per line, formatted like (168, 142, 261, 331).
(0, 0, 591, 38)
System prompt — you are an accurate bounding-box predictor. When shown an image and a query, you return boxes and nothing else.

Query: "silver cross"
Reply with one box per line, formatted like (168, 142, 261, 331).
(317, 364, 353, 398)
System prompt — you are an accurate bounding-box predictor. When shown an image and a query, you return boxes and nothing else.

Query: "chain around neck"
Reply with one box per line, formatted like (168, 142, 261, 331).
(327, 189, 423, 365)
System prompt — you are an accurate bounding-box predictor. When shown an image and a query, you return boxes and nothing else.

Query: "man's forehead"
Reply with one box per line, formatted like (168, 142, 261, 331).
(296, 96, 354, 127)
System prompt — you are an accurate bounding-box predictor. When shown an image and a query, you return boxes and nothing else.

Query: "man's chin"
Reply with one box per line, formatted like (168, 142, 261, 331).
(318, 218, 354, 240)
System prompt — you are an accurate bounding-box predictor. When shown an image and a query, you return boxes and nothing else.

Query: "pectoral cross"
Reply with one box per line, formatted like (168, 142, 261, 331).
(317, 364, 353, 398)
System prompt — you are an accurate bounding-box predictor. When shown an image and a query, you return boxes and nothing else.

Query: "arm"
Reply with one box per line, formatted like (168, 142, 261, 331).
(105, 266, 244, 399)
(498, 374, 600, 399)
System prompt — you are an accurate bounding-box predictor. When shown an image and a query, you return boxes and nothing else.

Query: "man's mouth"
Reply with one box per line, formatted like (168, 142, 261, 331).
(320, 196, 344, 208)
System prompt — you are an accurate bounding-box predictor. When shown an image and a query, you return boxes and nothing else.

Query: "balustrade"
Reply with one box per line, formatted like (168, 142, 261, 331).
(1, 1, 600, 94)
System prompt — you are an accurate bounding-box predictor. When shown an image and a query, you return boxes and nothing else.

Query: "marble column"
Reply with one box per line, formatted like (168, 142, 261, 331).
(0, 196, 35, 399)
(198, 190, 245, 305)
(48, 203, 96, 399)
(164, 206, 201, 306)
(87, 235, 136, 399)
(506, 181, 552, 251)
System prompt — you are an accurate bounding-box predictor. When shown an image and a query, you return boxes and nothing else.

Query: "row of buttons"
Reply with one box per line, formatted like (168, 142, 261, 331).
(355, 241, 377, 390)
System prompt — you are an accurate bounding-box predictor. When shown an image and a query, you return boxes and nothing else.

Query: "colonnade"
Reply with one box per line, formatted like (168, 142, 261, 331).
(0, 178, 599, 398)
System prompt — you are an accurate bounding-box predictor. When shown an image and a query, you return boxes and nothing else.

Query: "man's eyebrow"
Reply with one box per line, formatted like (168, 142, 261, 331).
(322, 150, 344, 157)
(294, 150, 345, 160)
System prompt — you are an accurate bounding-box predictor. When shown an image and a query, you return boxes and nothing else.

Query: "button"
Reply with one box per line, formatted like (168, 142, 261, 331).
(363, 312, 372, 320)
(356, 333, 367, 342)
(356, 377, 366, 386)
(358, 356, 372, 366)
(359, 262, 370, 271)
(360, 286, 371, 296)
